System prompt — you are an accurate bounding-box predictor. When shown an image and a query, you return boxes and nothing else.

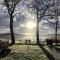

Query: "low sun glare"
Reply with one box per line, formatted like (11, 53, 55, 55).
(26, 21, 36, 29)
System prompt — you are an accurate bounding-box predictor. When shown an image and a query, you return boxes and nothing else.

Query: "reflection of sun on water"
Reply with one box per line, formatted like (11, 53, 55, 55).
(22, 32, 36, 42)
(24, 32, 35, 35)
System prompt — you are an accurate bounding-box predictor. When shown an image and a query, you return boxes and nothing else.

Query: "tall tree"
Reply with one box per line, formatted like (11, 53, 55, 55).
(31, 0, 54, 45)
(4, 0, 21, 44)
(25, 0, 60, 45)
(54, 0, 60, 45)
(43, 0, 60, 45)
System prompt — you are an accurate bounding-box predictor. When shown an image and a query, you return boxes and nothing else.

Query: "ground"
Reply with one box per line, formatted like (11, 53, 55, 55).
(0, 45, 48, 60)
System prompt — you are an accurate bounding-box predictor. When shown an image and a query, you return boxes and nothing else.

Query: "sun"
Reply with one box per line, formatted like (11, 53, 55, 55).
(26, 21, 36, 29)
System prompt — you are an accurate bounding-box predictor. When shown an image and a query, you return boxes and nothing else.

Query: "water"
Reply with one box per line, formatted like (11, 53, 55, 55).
(0, 33, 46, 42)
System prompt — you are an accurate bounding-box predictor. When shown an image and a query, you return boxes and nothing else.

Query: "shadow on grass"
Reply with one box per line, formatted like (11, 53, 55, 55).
(0, 48, 11, 58)
(38, 44, 55, 60)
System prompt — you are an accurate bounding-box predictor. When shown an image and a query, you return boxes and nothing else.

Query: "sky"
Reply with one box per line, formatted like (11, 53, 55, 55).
(0, 0, 60, 37)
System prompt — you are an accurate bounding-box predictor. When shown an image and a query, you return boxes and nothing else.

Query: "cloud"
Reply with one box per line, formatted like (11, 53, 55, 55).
(0, 28, 10, 34)
(0, 0, 59, 35)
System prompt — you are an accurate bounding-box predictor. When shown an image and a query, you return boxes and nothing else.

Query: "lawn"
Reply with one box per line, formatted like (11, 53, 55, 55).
(0, 45, 48, 60)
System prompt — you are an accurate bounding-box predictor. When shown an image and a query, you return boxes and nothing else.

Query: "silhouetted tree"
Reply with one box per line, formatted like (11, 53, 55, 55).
(4, 0, 21, 44)
(30, 0, 55, 45)
(28, 0, 60, 45)
(43, 0, 60, 45)
(53, 0, 60, 45)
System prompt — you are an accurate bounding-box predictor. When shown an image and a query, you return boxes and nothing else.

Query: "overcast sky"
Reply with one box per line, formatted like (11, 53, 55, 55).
(0, 0, 60, 36)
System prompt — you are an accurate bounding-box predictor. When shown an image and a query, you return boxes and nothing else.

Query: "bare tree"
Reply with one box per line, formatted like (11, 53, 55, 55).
(29, 0, 55, 45)
(44, 0, 60, 45)
(4, 0, 21, 44)
(27, 0, 60, 45)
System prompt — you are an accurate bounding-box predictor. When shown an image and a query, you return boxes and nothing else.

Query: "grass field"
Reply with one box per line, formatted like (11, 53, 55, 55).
(0, 45, 48, 60)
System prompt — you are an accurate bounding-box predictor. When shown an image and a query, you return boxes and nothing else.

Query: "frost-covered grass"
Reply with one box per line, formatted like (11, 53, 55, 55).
(0, 45, 48, 60)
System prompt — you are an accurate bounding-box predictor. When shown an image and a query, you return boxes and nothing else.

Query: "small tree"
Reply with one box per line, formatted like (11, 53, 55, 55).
(4, 0, 21, 44)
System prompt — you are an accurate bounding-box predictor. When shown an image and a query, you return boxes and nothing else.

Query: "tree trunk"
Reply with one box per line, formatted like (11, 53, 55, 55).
(10, 14, 15, 44)
(55, 21, 58, 45)
(36, 9, 40, 45)
(36, 21, 39, 45)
